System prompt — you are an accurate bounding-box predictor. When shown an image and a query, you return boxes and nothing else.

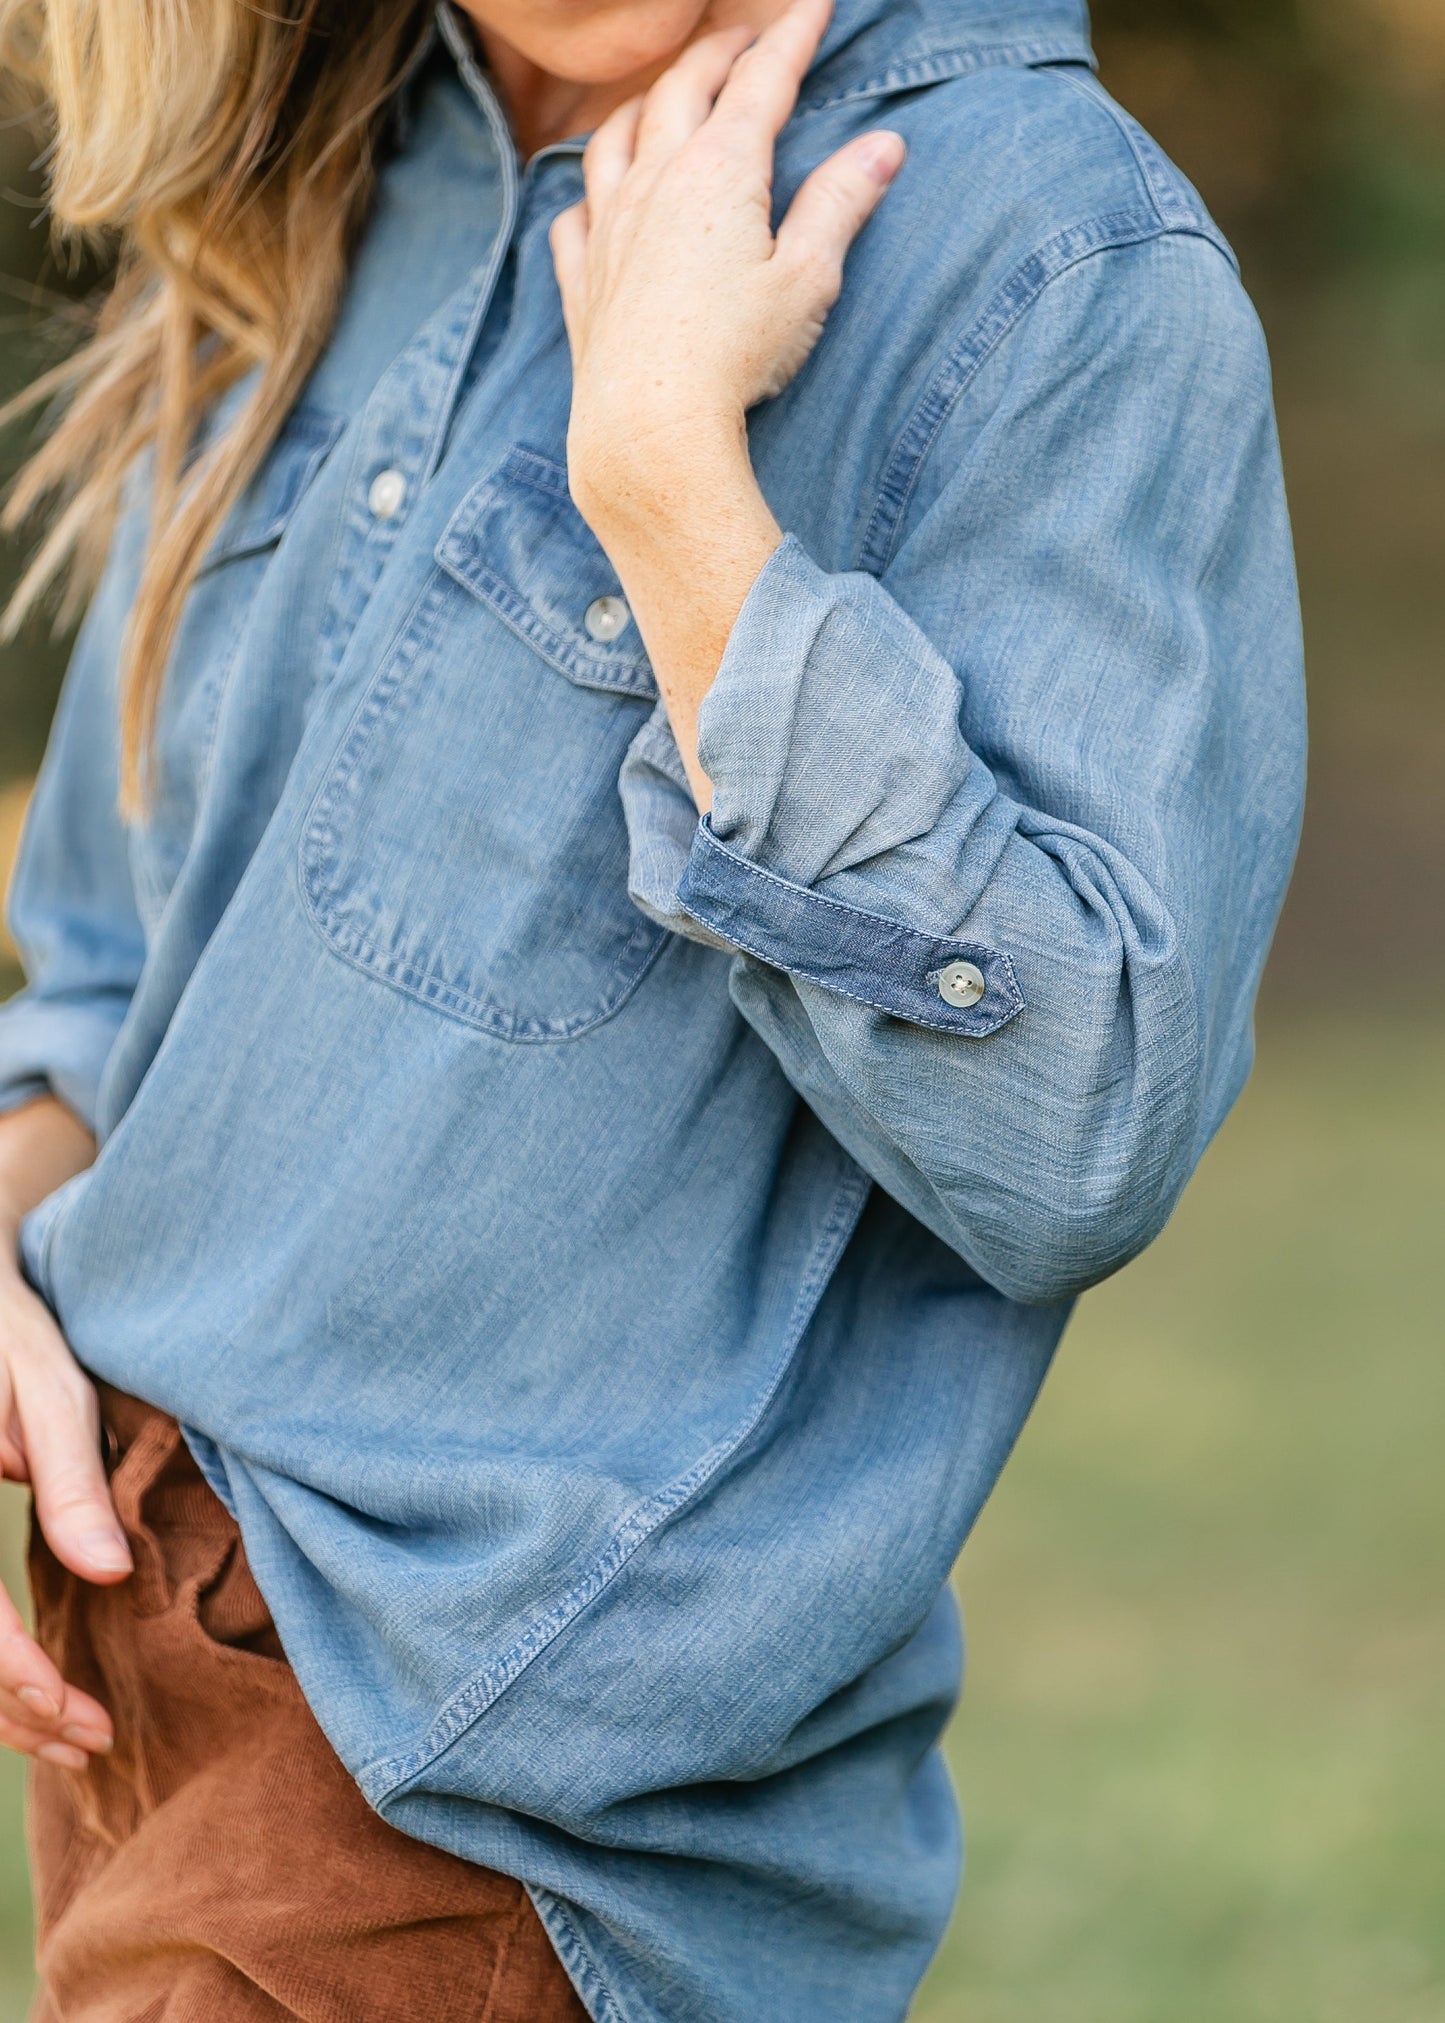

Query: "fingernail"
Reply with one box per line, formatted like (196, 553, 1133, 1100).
(80, 1530, 132, 1573)
(37, 1742, 89, 1771)
(863, 133, 905, 184)
(61, 1725, 111, 1753)
(17, 1687, 59, 1721)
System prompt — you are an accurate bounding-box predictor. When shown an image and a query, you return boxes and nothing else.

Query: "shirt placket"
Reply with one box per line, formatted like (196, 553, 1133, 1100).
(314, 33, 522, 684)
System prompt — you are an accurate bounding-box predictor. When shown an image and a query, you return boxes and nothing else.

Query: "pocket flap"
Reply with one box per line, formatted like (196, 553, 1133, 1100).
(201, 406, 346, 571)
(436, 446, 656, 699)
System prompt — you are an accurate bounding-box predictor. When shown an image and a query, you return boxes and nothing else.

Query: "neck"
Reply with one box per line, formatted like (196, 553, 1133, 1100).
(459, 0, 795, 158)
(478, 40, 643, 157)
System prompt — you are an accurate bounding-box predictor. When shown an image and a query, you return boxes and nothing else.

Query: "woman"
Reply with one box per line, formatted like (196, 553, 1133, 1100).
(0, 0, 1305, 2014)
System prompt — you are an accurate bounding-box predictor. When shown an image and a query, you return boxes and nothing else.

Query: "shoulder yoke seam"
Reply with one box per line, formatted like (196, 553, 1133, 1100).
(1052, 65, 1171, 229)
(1051, 66, 1233, 255)
(858, 211, 1237, 576)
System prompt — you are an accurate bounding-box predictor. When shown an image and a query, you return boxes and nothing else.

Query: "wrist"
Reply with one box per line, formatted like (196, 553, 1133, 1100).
(567, 404, 751, 549)
(0, 1096, 96, 1253)
(0, 1183, 29, 1260)
(0, 1205, 24, 1271)
(0, 1161, 25, 1244)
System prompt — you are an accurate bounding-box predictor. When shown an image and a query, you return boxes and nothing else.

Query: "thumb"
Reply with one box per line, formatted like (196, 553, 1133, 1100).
(774, 129, 905, 296)
(12, 1354, 131, 1582)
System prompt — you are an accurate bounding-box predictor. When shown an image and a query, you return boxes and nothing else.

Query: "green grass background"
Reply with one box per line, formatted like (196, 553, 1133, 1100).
(916, 1015, 1445, 2023)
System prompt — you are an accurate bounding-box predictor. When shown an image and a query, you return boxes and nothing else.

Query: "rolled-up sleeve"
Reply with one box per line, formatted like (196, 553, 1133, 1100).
(1, 535, 146, 1136)
(621, 231, 1306, 1304)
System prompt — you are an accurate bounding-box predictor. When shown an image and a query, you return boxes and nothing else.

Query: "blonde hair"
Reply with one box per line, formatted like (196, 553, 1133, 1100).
(0, 0, 430, 812)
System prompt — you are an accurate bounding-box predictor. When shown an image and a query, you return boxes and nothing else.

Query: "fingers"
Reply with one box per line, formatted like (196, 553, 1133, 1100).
(0, 1363, 27, 1482)
(0, 1686, 112, 1762)
(632, 24, 754, 161)
(12, 1353, 131, 1582)
(1, 1680, 111, 1749)
(710, 0, 834, 150)
(775, 129, 905, 292)
(582, 93, 643, 213)
(0, 1576, 112, 1764)
(0, 1275, 121, 1766)
(0, 1578, 69, 1729)
(0, 1709, 88, 1772)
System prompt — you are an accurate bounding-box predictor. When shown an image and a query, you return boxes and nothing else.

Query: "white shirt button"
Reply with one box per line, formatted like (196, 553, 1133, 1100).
(937, 960, 986, 1010)
(367, 468, 408, 521)
(584, 594, 631, 643)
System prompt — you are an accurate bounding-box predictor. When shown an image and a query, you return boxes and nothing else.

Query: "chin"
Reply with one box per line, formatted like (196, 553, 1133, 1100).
(488, 0, 710, 82)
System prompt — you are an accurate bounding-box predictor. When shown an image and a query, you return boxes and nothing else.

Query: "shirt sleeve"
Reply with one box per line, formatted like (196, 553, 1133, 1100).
(0, 527, 147, 1137)
(619, 230, 1307, 1305)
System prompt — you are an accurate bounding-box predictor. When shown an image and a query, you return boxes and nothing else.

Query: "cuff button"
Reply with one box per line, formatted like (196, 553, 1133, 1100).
(937, 960, 986, 1010)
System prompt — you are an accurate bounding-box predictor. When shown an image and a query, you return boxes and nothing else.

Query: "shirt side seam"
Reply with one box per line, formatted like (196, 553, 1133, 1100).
(529, 1889, 633, 2023)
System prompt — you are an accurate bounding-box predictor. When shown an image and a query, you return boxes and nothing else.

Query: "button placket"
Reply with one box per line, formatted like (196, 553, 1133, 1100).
(314, 290, 497, 685)
(367, 468, 408, 521)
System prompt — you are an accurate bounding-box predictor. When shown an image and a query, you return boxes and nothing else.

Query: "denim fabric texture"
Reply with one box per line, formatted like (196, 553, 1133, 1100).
(0, 1, 1306, 2015)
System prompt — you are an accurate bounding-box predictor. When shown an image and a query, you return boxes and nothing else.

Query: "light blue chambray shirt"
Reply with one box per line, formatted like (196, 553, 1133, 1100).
(0, 2, 1305, 2015)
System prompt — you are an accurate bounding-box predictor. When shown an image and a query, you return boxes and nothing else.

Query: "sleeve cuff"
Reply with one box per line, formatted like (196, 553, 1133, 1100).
(678, 819, 1024, 1038)
(618, 701, 735, 951)
(0, 992, 128, 1135)
(696, 534, 977, 890)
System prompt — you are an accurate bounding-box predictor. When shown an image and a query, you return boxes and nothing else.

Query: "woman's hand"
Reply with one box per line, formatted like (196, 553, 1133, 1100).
(549, 0, 903, 807)
(0, 1098, 128, 1771)
(552, 0, 903, 504)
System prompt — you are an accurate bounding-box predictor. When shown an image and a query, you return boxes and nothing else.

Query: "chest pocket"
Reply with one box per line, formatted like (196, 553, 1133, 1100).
(135, 406, 345, 925)
(300, 445, 669, 1042)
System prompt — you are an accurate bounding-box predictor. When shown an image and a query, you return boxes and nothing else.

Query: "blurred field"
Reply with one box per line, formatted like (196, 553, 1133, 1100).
(918, 1013, 1445, 2023)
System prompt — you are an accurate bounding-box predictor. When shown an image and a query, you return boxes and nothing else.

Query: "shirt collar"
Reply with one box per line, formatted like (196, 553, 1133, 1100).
(428, 0, 1095, 135)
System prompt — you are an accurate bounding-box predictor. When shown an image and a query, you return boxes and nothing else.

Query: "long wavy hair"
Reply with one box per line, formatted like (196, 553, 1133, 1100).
(0, 0, 431, 812)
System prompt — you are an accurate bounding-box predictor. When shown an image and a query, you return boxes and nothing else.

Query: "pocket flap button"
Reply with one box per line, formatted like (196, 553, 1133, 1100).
(584, 594, 631, 644)
(937, 960, 986, 1009)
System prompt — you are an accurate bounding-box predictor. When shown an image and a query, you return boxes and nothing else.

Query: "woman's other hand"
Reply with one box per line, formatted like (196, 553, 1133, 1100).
(0, 1097, 126, 1770)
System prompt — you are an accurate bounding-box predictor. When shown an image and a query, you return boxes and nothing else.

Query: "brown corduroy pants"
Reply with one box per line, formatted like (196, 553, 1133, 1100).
(26, 1386, 590, 2023)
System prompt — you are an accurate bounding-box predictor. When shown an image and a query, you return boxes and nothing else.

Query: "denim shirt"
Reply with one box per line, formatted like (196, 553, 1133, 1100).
(0, 2, 1305, 2016)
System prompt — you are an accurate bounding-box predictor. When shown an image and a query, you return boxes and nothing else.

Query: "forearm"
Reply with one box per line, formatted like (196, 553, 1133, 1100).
(575, 418, 784, 814)
(0, 1097, 96, 1250)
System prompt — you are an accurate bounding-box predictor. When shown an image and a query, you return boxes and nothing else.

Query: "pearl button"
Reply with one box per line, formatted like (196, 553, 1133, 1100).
(367, 468, 407, 521)
(937, 960, 986, 1010)
(584, 594, 631, 643)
